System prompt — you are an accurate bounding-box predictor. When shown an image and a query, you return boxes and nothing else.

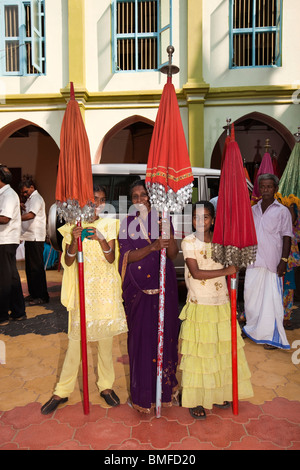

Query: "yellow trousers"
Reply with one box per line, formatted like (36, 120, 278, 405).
(54, 337, 115, 398)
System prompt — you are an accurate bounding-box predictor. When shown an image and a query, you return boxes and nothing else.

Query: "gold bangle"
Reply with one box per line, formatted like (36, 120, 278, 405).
(281, 257, 288, 263)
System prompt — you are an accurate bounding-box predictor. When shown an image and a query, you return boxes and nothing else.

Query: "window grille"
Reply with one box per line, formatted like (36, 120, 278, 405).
(112, 0, 172, 72)
(230, 0, 282, 68)
(1, 0, 45, 75)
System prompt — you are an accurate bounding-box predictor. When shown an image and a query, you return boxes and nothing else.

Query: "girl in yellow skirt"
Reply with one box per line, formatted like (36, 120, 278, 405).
(179, 201, 253, 419)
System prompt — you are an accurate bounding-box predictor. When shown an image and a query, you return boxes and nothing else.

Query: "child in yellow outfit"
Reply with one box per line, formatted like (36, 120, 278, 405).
(179, 201, 253, 419)
(41, 187, 128, 414)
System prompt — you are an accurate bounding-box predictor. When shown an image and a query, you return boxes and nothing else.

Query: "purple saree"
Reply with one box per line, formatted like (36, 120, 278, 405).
(119, 209, 180, 412)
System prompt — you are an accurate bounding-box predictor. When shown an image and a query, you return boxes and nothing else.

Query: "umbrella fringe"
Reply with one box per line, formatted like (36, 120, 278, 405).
(211, 243, 257, 268)
(146, 182, 193, 213)
(56, 199, 95, 224)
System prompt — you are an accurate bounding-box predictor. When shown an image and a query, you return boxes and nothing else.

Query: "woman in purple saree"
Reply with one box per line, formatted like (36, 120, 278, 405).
(119, 180, 180, 413)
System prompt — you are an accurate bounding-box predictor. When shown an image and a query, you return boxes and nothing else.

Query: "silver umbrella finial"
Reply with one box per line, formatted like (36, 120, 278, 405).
(160, 45, 179, 77)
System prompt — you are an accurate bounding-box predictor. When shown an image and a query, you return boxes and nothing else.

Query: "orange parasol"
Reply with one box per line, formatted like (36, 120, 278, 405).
(55, 82, 94, 415)
(145, 46, 193, 418)
(146, 49, 193, 212)
(55, 83, 94, 217)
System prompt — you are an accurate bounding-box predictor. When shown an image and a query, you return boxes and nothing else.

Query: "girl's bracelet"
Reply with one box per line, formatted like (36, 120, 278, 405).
(67, 249, 77, 257)
(102, 246, 112, 254)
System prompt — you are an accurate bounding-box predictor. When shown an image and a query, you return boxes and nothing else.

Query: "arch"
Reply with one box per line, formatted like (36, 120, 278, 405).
(235, 112, 295, 150)
(0, 119, 60, 213)
(210, 112, 295, 181)
(0, 119, 45, 149)
(94, 115, 155, 164)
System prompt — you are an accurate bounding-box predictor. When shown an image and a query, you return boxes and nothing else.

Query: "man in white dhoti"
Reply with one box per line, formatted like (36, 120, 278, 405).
(243, 174, 293, 350)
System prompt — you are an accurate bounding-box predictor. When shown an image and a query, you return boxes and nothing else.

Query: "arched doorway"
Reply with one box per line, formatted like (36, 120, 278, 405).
(94, 115, 154, 164)
(210, 112, 295, 182)
(0, 119, 60, 212)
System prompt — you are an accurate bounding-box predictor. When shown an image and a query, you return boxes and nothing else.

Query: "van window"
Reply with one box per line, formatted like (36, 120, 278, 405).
(191, 178, 199, 203)
(93, 174, 142, 213)
(206, 176, 220, 200)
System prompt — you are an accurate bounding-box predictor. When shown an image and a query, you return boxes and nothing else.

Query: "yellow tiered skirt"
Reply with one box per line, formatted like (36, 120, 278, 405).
(179, 301, 253, 409)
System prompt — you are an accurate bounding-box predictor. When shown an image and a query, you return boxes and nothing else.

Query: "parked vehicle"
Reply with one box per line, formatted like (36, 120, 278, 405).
(48, 163, 253, 281)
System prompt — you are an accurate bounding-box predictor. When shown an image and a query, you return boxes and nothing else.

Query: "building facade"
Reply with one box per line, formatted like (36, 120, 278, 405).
(0, 0, 299, 210)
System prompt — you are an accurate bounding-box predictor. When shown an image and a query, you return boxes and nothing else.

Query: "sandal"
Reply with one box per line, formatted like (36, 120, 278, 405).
(29, 298, 49, 306)
(214, 401, 230, 409)
(100, 390, 120, 407)
(263, 344, 277, 350)
(41, 396, 68, 415)
(189, 406, 206, 420)
(283, 320, 294, 330)
(172, 390, 182, 407)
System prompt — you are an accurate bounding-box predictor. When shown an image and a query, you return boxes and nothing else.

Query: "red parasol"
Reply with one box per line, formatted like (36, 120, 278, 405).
(220, 118, 231, 171)
(55, 82, 94, 415)
(212, 124, 257, 415)
(272, 154, 281, 179)
(145, 46, 193, 418)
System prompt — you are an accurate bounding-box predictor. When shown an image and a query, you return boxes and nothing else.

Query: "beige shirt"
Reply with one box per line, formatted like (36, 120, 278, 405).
(182, 232, 229, 306)
(0, 184, 21, 245)
(21, 190, 46, 242)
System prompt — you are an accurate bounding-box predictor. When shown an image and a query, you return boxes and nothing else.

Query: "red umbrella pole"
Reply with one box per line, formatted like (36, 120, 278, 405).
(230, 273, 238, 415)
(77, 220, 89, 415)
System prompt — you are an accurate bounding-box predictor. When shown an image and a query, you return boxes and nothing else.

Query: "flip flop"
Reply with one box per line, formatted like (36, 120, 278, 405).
(189, 406, 206, 420)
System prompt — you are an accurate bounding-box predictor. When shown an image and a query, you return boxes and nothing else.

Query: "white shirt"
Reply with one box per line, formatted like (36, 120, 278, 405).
(249, 199, 293, 273)
(0, 184, 21, 245)
(21, 190, 46, 242)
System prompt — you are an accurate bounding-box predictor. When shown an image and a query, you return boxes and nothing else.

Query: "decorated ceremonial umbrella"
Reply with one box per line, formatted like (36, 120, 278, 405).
(212, 124, 257, 415)
(272, 153, 281, 179)
(277, 128, 300, 209)
(220, 118, 232, 171)
(55, 82, 95, 415)
(145, 46, 193, 418)
(251, 140, 274, 205)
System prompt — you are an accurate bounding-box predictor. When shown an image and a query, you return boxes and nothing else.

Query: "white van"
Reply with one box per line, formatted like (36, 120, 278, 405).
(49, 163, 252, 280)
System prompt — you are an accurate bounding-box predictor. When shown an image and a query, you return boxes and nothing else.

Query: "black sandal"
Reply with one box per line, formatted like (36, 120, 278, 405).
(41, 396, 68, 415)
(263, 344, 278, 350)
(189, 406, 206, 420)
(214, 401, 230, 409)
(100, 390, 120, 407)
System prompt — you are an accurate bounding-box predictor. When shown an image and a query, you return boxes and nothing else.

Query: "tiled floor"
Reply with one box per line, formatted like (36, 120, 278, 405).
(0, 265, 300, 450)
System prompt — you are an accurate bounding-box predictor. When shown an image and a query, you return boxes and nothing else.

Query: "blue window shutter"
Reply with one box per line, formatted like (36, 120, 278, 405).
(274, 0, 282, 66)
(158, 0, 172, 69)
(31, 0, 43, 73)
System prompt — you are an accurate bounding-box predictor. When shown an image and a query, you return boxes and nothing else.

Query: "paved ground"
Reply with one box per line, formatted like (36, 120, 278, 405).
(0, 264, 300, 451)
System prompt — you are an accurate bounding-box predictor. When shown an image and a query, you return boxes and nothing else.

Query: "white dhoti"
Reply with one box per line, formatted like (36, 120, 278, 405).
(243, 267, 290, 350)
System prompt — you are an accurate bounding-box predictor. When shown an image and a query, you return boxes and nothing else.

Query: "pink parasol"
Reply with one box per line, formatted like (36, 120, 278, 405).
(145, 46, 193, 418)
(55, 82, 94, 415)
(251, 140, 275, 205)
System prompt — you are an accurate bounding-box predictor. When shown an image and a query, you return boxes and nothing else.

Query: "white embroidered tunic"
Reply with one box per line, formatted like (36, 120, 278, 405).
(59, 218, 128, 341)
(182, 233, 229, 306)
